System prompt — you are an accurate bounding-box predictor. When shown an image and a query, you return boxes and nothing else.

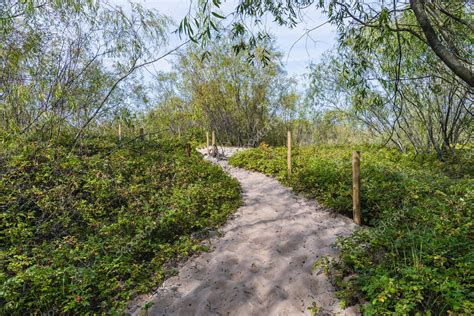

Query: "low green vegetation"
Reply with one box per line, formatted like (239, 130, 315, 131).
(2, 1, 472, 314)
(0, 136, 241, 314)
(230, 144, 473, 314)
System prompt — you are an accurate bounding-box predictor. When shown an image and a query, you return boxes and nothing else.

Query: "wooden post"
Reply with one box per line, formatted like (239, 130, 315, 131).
(211, 131, 215, 146)
(118, 123, 122, 142)
(352, 151, 361, 225)
(206, 131, 210, 155)
(287, 130, 292, 174)
(185, 143, 191, 157)
(140, 127, 144, 141)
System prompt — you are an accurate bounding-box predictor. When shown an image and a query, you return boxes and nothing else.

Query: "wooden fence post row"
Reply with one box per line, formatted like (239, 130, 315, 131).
(352, 151, 361, 225)
(287, 130, 292, 175)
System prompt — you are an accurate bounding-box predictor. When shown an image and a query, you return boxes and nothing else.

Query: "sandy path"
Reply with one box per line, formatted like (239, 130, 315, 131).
(128, 147, 358, 316)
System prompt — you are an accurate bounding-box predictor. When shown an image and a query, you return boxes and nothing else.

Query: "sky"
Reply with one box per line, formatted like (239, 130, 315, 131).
(114, 0, 337, 82)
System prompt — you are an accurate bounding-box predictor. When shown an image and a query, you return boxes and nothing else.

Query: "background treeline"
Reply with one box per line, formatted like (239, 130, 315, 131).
(139, 38, 379, 148)
(2, 2, 471, 157)
(141, 38, 300, 146)
(1, 0, 170, 145)
(141, 15, 472, 160)
(136, 0, 473, 162)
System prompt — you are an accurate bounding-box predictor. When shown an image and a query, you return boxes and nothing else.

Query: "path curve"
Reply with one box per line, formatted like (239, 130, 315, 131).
(128, 148, 359, 316)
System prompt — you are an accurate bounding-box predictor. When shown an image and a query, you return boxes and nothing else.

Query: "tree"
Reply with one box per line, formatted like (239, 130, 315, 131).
(184, 0, 473, 87)
(0, 0, 178, 145)
(146, 37, 299, 146)
(306, 17, 472, 159)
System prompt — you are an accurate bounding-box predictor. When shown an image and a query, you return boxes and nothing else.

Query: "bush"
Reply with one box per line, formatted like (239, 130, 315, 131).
(0, 135, 241, 314)
(229, 144, 473, 314)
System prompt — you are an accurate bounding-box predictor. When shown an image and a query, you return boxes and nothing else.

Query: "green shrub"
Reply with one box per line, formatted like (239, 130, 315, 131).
(229, 145, 473, 314)
(0, 136, 241, 314)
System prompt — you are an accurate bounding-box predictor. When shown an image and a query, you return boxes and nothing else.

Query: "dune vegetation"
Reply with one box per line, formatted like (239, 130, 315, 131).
(1, 0, 472, 314)
(1, 136, 240, 313)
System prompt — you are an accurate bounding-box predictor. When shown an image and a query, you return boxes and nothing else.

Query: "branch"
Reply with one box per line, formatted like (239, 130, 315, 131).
(433, 2, 474, 32)
(410, 0, 474, 87)
(335, 1, 428, 45)
(286, 20, 330, 64)
(71, 40, 191, 147)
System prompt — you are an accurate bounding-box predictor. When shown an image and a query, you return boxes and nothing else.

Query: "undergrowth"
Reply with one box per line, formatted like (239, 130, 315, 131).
(229, 144, 473, 314)
(0, 135, 241, 314)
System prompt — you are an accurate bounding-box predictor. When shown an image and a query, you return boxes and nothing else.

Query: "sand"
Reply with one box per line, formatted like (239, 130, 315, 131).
(127, 147, 359, 316)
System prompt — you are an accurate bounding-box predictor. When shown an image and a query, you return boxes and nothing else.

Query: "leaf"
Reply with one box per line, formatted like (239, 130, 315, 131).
(210, 20, 219, 32)
(211, 11, 225, 19)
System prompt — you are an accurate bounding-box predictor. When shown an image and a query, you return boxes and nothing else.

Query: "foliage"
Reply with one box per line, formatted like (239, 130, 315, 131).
(145, 38, 300, 146)
(307, 301, 320, 315)
(182, 1, 473, 157)
(305, 15, 473, 160)
(229, 145, 473, 314)
(0, 135, 241, 314)
(186, 0, 473, 86)
(1, 0, 171, 143)
(1, 0, 472, 314)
